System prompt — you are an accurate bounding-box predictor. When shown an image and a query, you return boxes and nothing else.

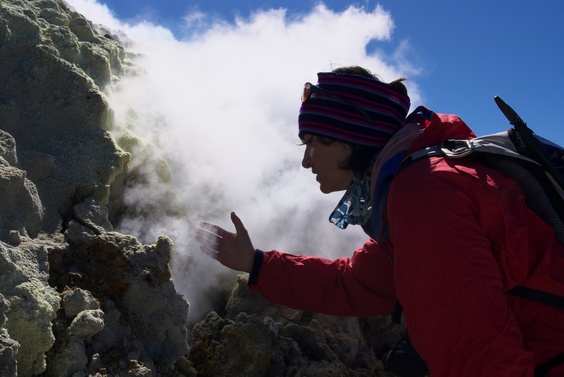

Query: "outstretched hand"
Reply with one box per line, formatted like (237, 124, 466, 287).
(194, 212, 255, 273)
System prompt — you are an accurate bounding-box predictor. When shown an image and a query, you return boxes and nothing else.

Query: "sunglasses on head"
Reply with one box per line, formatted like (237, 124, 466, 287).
(301, 82, 374, 123)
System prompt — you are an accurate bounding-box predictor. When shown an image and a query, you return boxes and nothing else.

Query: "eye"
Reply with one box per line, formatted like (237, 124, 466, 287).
(300, 134, 316, 146)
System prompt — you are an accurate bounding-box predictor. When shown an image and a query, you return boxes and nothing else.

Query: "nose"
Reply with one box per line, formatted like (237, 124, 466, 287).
(301, 148, 312, 169)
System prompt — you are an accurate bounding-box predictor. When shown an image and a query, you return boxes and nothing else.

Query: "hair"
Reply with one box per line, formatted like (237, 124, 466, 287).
(328, 66, 409, 175)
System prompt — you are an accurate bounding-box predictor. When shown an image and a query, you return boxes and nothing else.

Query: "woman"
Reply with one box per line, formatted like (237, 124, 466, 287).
(195, 66, 564, 376)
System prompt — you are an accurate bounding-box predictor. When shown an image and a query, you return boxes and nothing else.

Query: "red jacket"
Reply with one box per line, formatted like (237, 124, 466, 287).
(249, 108, 564, 376)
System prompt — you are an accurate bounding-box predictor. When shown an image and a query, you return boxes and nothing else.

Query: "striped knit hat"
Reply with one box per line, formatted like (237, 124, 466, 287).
(298, 72, 411, 148)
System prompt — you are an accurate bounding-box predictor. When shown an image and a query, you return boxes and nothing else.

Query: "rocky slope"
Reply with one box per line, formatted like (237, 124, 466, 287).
(0, 0, 189, 375)
(0, 1, 406, 376)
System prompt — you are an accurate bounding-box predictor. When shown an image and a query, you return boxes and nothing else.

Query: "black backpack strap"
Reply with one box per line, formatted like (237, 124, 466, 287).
(391, 301, 403, 324)
(507, 285, 564, 308)
(535, 353, 564, 377)
(496, 96, 564, 189)
(506, 286, 564, 375)
(385, 301, 429, 377)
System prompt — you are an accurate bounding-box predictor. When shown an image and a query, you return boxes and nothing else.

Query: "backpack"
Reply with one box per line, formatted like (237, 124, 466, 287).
(383, 97, 564, 377)
(404, 96, 564, 249)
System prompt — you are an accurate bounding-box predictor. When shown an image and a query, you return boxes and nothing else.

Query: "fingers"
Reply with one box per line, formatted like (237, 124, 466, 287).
(199, 244, 219, 260)
(194, 222, 224, 260)
(195, 223, 220, 243)
(198, 221, 224, 237)
(230, 211, 248, 236)
(194, 230, 219, 249)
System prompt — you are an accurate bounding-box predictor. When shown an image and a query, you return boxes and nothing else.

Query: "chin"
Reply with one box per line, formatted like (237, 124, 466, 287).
(317, 177, 349, 194)
(319, 185, 341, 194)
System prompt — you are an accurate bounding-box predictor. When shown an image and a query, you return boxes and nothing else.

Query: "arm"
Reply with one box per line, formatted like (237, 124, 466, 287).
(388, 157, 534, 377)
(195, 212, 396, 316)
(248, 238, 396, 316)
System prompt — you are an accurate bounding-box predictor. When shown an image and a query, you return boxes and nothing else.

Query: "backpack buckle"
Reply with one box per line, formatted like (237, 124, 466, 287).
(440, 139, 474, 158)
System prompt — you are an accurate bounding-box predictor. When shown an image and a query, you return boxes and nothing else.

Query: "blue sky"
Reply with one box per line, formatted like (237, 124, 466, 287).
(83, 0, 564, 145)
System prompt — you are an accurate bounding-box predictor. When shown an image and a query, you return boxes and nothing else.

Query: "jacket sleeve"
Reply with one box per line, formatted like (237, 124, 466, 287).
(388, 156, 535, 377)
(248, 238, 396, 316)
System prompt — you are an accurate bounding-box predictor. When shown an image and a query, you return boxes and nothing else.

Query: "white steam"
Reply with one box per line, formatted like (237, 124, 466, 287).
(65, 0, 421, 322)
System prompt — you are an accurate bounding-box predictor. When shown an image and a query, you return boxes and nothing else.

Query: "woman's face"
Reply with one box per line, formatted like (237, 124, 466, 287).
(301, 134, 355, 193)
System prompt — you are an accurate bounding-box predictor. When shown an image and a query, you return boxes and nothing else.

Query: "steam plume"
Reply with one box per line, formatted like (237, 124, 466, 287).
(65, 0, 421, 322)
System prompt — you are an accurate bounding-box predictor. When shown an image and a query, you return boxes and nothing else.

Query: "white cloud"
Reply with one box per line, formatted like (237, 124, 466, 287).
(65, 0, 120, 30)
(182, 9, 207, 28)
(65, 0, 421, 322)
